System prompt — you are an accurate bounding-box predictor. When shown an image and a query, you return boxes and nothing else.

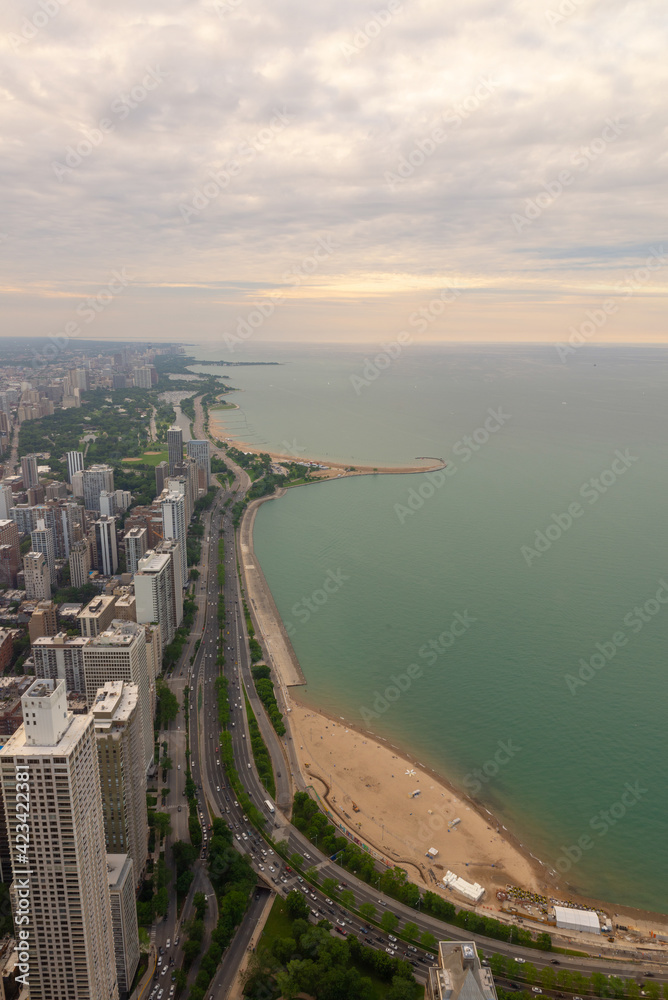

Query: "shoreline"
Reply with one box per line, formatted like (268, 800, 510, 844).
(197, 395, 668, 950)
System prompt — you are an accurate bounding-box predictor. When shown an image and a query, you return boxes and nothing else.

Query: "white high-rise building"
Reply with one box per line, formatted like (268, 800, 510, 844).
(123, 526, 147, 576)
(66, 450, 85, 484)
(186, 439, 211, 489)
(107, 855, 140, 996)
(167, 425, 183, 476)
(92, 682, 148, 883)
(71, 469, 84, 498)
(94, 515, 118, 576)
(32, 632, 89, 693)
(24, 550, 51, 599)
(69, 538, 91, 587)
(99, 491, 117, 518)
(0, 482, 13, 520)
(31, 519, 57, 584)
(161, 491, 187, 583)
(20, 453, 39, 489)
(0, 679, 119, 1000)
(132, 365, 153, 389)
(134, 549, 181, 646)
(83, 465, 115, 512)
(83, 620, 153, 770)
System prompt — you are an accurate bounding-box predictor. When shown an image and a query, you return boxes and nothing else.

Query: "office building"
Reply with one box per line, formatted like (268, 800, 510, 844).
(23, 551, 51, 600)
(31, 519, 57, 584)
(83, 465, 115, 513)
(83, 621, 153, 769)
(168, 471, 193, 521)
(167, 425, 183, 475)
(71, 469, 84, 498)
(70, 537, 92, 588)
(113, 593, 136, 622)
(20, 454, 39, 490)
(32, 632, 88, 693)
(93, 682, 148, 883)
(426, 941, 498, 1000)
(0, 484, 14, 521)
(94, 516, 118, 576)
(66, 450, 85, 484)
(123, 526, 147, 576)
(0, 520, 20, 587)
(78, 595, 118, 638)
(132, 365, 153, 390)
(107, 855, 140, 1000)
(99, 491, 117, 518)
(45, 480, 68, 500)
(28, 599, 58, 643)
(134, 549, 181, 647)
(160, 491, 187, 583)
(27, 484, 45, 505)
(154, 461, 169, 496)
(186, 439, 211, 489)
(0, 679, 119, 1000)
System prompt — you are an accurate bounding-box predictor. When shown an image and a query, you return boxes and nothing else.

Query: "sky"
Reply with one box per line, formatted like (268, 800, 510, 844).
(1, 0, 667, 350)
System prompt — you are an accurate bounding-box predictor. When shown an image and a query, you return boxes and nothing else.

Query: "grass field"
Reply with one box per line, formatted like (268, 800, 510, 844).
(122, 449, 169, 466)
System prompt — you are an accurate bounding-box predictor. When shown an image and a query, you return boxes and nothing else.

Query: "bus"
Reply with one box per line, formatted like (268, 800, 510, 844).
(264, 800, 275, 814)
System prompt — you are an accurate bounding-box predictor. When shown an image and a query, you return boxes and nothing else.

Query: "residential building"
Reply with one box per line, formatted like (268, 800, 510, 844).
(0, 679, 119, 1000)
(107, 855, 140, 1000)
(82, 620, 153, 769)
(70, 537, 92, 588)
(32, 633, 88, 694)
(426, 941, 498, 1000)
(66, 450, 85, 484)
(113, 593, 136, 622)
(141, 623, 162, 714)
(0, 483, 14, 520)
(0, 519, 19, 552)
(45, 480, 68, 500)
(94, 516, 118, 576)
(154, 460, 169, 496)
(0, 631, 14, 674)
(167, 425, 183, 475)
(123, 526, 147, 576)
(114, 489, 132, 512)
(71, 469, 84, 498)
(134, 550, 179, 647)
(31, 519, 57, 584)
(186, 439, 211, 489)
(27, 484, 46, 505)
(78, 595, 118, 638)
(132, 365, 153, 390)
(160, 491, 187, 583)
(83, 465, 115, 512)
(99, 491, 117, 518)
(20, 453, 39, 490)
(0, 545, 20, 589)
(93, 682, 148, 882)
(28, 599, 58, 643)
(23, 550, 51, 599)
(168, 471, 193, 520)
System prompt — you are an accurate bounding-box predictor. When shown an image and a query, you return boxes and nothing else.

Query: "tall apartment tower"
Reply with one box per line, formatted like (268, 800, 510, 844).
(168, 473, 192, 520)
(31, 519, 57, 584)
(160, 491, 187, 583)
(28, 599, 58, 643)
(99, 491, 117, 518)
(154, 460, 169, 496)
(107, 855, 140, 999)
(83, 465, 115, 513)
(23, 551, 51, 600)
(94, 515, 118, 576)
(134, 549, 181, 646)
(69, 537, 92, 587)
(20, 453, 39, 490)
(71, 469, 85, 498)
(82, 621, 153, 770)
(0, 679, 119, 1000)
(167, 425, 183, 476)
(92, 682, 148, 884)
(123, 525, 147, 576)
(186, 439, 211, 489)
(66, 450, 85, 484)
(32, 633, 88, 693)
(0, 482, 14, 520)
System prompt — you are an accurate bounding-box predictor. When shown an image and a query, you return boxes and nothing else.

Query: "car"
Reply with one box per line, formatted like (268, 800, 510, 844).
(216, 760, 220, 766)
(269, 866, 275, 872)
(336, 926, 346, 935)
(280, 876, 288, 883)
(258, 865, 264, 871)
(515, 958, 526, 964)
(385, 947, 396, 955)
(325, 897, 333, 904)
(407, 945, 418, 952)
(234, 800, 239, 807)
(157, 958, 162, 966)
(177, 765, 181, 770)
(336, 919, 346, 927)
(235, 834, 241, 841)
(531, 990, 542, 995)
(162, 967, 168, 976)
(166, 939, 170, 949)
(261, 849, 267, 856)
(304, 852, 311, 860)
(215, 746, 219, 752)
(425, 954, 435, 961)
(174, 937, 179, 946)
(550, 959, 560, 965)
(216, 785, 220, 791)
(311, 908, 318, 916)
(178, 805, 181, 812)
(310, 893, 317, 900)
(388, 935, 397, 943)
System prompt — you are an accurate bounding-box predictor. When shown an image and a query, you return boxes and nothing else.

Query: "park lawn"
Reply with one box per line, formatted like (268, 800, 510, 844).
(123, 449, 169, 466)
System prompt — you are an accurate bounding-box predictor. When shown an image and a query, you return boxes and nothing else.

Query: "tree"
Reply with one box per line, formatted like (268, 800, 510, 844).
(272, 936, 298, 965)
(536, 931, 552, 951)
(322, 877, 338, 897)
(403, 920, 419, 941)
(285, 890, 310, 921)
(193, 891, 207, 920)
(305, 866, 319, 884)
(161, 755, 173, 772)
(149, 810, 171, 840)
(289, 852, 303, 870)
(359, 902, 376, 923)
(386, 977, 418, 1000)
(340, 889, 355, 910)
(420, 930, 437, 951)
(380, 911, 399, 934)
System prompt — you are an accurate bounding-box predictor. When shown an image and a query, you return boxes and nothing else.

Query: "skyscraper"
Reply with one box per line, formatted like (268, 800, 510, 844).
(32, 632, 88, 693)
(31, 519, 57, 584)
(99, 491, 117, 517)
(83, 465, 115, 513)
(0, 482, 14, 520)
(94, 515, 118, 576)
(69, 537, 92, 588)
(160, 491, 187, 583)
(23, 551, 51, 600)
(66, 450, 85, 484)
(123, 526, 147, 576)
(154, 460, 169, 496)
(167, 425, 183, 476)
(107, 855, 140, 999)
(186, 439, 211, 489)
(83, 620, 153, 770)
(0, 679, 119, 1000)
(134, 549, 181, 646)
(92, 681, 148, 883)
(20, 453, 39, 490)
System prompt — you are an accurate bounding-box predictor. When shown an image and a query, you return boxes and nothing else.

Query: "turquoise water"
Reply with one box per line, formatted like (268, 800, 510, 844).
(204, 344, 668, 914)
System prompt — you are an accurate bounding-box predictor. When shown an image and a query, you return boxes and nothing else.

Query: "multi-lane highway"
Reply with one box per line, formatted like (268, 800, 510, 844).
(151, 442, 667, 998)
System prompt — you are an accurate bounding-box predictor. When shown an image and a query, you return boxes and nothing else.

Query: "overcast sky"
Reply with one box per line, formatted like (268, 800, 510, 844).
(1, 0, 666, 349)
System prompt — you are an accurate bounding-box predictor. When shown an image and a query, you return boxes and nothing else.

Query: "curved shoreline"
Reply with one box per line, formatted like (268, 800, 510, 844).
(196, 395, 668, 950)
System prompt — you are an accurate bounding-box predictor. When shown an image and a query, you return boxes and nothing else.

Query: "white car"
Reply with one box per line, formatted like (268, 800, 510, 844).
(165, 939, 170, 949)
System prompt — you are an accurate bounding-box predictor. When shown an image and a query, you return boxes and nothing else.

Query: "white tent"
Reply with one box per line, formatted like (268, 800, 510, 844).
(554, 906, 600, 934)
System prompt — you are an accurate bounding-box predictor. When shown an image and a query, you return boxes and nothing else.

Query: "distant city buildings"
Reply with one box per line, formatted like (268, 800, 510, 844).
(154, 460, 169, 495)
(94, 515, 119, 576)
(83, 464, 115, 513)
(20, 453, 39, 490)
(66, 449, 85, 484)
(23, 550, 51, 600)
(161, 491, 188, 583)
(124, 525, 148, 576)
(31, 518, 57, 584)
(187, 438, 211, 489)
